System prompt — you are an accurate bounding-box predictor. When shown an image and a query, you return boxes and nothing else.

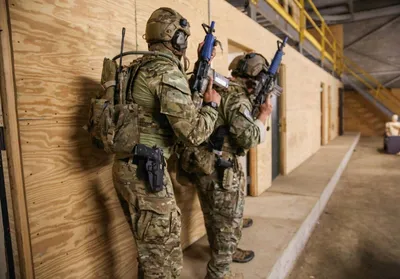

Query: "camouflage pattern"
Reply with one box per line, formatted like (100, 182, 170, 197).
(195, 158, 245, 279)
(113, 159, 182, 278)
(215, 78, 264, 155)
(124, 48, 219, 159)
(192, 78, 265, 279)
(145, 7, 191, 44)
(113, 47, 219, 278)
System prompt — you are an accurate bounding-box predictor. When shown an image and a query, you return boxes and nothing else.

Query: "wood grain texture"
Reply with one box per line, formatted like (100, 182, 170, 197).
(0, 77, 20, 278)
(279, 65, 288, 176)
(248, 147, 258, 196)
(344, 91, 388, 136)
(19, 119, 136, 279)
(10, 0, 208, 278)
(321, 83, 327, 146)
(0, 0, 34, 277)
(9, 0, 345, 277)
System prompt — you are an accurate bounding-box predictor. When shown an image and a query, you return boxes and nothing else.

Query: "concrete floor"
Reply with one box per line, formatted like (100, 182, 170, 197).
(182, 134, 360, 279)
(288, 137, 400, 279)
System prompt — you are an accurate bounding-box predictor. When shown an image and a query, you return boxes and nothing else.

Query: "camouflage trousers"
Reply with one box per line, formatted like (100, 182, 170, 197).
(195, 158, 245, 279)
(112, 158, 183, 279)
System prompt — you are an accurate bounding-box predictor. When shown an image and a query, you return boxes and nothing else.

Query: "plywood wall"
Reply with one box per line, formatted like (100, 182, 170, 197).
(7, 0, 341, 278)
(344, 91, 389, 136)
(9, 0, 207, 278)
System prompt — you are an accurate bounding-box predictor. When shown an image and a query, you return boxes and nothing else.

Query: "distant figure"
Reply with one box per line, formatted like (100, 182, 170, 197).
(385, 114, 400, 136)
(384, 114, 400, 155)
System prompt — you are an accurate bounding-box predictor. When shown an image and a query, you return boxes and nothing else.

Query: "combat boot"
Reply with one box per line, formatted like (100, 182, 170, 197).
(232, 248, 255, 263)
(242, 218, 253, 228)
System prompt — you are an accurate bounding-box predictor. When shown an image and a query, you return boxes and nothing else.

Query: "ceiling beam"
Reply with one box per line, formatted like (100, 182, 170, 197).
(344, 16, 400, 50)
(384, 74, 400, 87)
(348, 0, 354, 19)
(346, 48, 400, 69)
(310, 4, 400, 23)
(363, 70, 400, 76)
(306, 5, 348, 15)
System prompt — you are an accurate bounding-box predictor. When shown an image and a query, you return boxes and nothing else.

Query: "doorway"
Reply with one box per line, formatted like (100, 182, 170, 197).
(339, 88, 344, 136)
(328, 85, 332, 141)
(271, 87, 281, 181)
(271, 65, 286, 180)
(321, 82, 327, 145)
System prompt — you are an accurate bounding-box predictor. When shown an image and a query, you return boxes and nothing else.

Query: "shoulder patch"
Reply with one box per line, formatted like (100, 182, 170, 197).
(239, 105, 253, 121)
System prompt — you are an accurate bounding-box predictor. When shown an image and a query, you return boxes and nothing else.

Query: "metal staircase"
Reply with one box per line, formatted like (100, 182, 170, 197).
(226, 0, 399, 120)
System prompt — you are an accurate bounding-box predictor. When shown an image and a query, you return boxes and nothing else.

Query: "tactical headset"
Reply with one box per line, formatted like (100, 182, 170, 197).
(171, 18, 189, 52)
(236, 53, 270, 77)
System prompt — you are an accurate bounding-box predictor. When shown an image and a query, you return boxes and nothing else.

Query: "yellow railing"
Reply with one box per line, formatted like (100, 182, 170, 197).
(258, 0, 396, 105)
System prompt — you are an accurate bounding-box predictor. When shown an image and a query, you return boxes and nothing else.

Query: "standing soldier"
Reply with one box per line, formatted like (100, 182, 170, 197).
(112, 7, 221, 279)
(183, 53, 274, 279)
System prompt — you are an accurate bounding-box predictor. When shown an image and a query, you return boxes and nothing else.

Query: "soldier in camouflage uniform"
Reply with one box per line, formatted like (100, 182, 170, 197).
(112, 7, 221, 279)
(187, 53, 274, 279)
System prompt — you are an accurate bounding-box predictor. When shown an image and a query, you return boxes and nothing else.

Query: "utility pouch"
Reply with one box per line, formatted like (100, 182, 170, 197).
(180, 145, 216, 175)
(222, 167, 234, 190)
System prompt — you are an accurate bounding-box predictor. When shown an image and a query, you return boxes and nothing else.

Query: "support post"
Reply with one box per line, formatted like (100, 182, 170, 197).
(320, 24, 325, 67)
(299, 0, 305, 54)
(0, 0, 34, 278)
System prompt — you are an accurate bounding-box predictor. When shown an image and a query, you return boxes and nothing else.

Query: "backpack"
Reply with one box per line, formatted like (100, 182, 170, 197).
(83, 55, 149, 155)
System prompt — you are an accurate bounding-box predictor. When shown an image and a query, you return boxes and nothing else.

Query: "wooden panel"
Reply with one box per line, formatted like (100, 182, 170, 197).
(279, 65, 287, 175)
(0, 0, 33, 277)
(344, 91, 389, 136)
(10, 0, 209, 278)
(18, 118, 204, 278)
(321, 83, 326, 145)
(11, 0, 139, 120)
(328, 85, 332, 141)
(0, 56, 20, 277)
(248, 147, 258, 196)
(2, 151, 20, 279)
(9, 0, 345, 277)
(307, 24, 343, 57)
(19, 119, 137, 279)
(273, 0, 300, 25)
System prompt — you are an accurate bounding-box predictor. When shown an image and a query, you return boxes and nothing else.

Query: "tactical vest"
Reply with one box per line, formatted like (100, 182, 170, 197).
(83, 53, 178, 158)
(214, 81, 249, 156)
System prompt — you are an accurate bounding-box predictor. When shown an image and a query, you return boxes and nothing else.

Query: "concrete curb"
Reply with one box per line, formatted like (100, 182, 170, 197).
(267, 133, 361, 279)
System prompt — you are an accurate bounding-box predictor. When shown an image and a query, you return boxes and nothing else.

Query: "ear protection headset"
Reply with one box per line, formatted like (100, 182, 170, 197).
(171, 18, 189, 52)
(236, 53, 270, 77)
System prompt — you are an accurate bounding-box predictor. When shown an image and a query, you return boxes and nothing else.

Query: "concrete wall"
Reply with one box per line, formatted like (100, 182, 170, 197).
(208, 0, 342, 190)
(6, 0, 341, 278)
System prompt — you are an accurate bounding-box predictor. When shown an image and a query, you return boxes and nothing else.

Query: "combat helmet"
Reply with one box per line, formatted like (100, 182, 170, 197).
(228, 54, 245, 73)
(230, 52, 269, 78)
(145, 7, 191, 52)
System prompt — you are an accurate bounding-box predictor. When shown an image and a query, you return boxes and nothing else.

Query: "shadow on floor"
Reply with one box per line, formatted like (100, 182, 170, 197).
(340, 239, 400, 279)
